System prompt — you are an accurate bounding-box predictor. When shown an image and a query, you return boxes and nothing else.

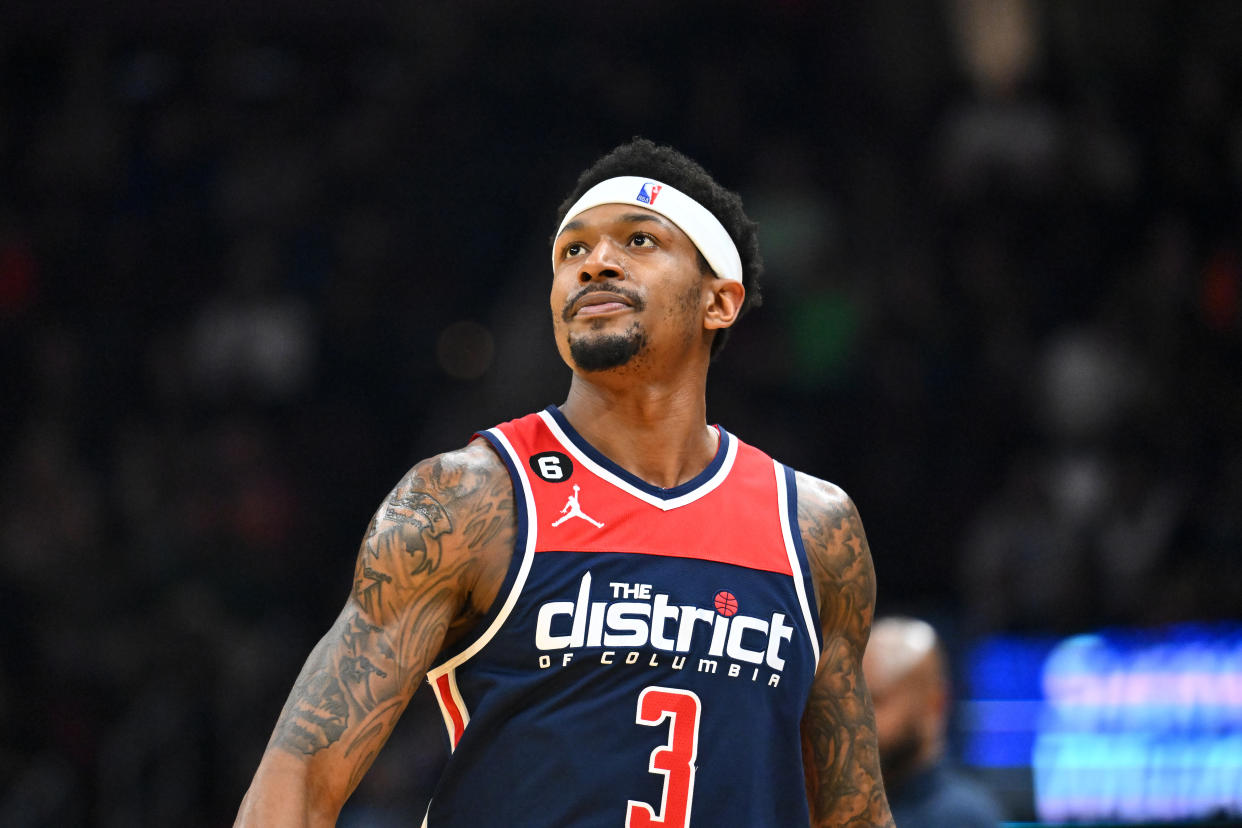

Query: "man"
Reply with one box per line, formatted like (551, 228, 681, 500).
(237, 138, 894, 827)
(863, 616, 1004, 828)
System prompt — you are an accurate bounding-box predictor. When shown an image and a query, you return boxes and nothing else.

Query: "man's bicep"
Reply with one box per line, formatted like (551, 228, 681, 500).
(794, 473, 876, 646)
(266, 584, 460, 793)
(801, 632, 890, 826)
(265, 451, 494, 794)
(272, 538, 467, 748)
(795, 472, 893, 826)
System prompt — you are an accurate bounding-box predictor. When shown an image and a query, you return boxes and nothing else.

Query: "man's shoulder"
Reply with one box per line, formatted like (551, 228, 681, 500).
(786, 467, 865, 558)
(401, 438, 512, 508)
(369, 438, 516, 621)
(789, 468, 853, 522)
(373, 438, 514, 549)
(784, 468, 875, 627)
(445, 436, 511, 476)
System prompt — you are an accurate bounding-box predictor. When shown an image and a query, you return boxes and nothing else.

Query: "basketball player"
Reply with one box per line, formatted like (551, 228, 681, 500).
(236, 139, 894, 827)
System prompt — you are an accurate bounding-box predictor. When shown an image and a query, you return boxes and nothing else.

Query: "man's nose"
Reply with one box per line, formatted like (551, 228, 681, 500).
(579, 237, 625, 283)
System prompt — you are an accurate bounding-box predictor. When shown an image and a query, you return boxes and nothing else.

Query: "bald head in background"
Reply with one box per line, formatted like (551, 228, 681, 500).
(864, 617, 949, 787)
(863, 616, 1004, 827)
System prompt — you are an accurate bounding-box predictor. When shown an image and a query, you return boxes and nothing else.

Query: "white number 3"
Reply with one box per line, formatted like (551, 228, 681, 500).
(626, 687, 702, 828)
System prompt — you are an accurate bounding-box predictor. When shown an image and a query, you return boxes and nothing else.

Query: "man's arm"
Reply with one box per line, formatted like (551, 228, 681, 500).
(235, 439, 514, 827)
(796, 472, 895, 827)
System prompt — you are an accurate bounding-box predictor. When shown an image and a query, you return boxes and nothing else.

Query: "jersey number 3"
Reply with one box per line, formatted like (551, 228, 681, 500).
(626, 686, 702, 828)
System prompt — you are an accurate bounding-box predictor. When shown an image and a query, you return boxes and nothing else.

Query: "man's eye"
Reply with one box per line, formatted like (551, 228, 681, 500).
(564, 242, 585, 257)
(630, 233, 654, 248)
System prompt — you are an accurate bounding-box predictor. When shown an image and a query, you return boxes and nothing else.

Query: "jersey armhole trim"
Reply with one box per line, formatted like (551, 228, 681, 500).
(776, 462, 822, 664)
(430, 669, 467, 749)
(424, 427, 540, 746)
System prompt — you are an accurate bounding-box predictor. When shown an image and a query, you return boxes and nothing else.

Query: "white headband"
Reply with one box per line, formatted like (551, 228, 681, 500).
(555, 175, 743, 283)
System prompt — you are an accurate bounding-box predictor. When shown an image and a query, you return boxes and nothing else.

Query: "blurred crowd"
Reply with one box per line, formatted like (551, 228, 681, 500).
(2, 1, 1240, 824)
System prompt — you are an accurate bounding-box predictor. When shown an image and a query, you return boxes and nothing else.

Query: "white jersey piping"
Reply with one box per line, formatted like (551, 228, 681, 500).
(424, 425, 540, 748)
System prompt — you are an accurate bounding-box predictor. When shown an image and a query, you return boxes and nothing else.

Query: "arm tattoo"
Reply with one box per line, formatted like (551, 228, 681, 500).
(354, 566, 392, 617)
(797, 478, 893, 827)
(268, 445, 512, 778)
(274, 670, 350, 756)
(461, 473, 516, 551)
(381, 490, 452, 575)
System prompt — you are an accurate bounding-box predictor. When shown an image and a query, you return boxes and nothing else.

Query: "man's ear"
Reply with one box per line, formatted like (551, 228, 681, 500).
(704, 279, 745, 331)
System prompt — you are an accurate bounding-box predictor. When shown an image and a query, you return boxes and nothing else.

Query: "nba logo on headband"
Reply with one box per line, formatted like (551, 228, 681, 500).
(636, 182, 662, 205)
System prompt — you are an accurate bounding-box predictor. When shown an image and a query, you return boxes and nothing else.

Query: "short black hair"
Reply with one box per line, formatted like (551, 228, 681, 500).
(556, 137, 763, 358)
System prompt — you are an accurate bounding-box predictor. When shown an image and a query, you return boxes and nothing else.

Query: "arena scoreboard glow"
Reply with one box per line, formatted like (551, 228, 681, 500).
(963, 624, 1242, 823)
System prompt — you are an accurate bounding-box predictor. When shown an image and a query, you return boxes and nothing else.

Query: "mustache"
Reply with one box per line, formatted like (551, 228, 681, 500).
(561, 285, 646, 322)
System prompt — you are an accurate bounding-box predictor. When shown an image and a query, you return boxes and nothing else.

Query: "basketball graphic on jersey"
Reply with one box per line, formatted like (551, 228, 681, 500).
(714, 590, 739, 617)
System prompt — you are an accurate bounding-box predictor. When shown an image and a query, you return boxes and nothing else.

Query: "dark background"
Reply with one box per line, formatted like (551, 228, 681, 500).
(2, 1, 1240, 824)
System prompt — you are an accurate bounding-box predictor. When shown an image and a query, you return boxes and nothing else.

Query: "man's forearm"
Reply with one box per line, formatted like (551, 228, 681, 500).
(236, 750, 338, 828)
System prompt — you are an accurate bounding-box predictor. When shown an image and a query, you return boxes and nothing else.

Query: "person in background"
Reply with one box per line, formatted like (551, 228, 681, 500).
(863, 616, 1004, 828)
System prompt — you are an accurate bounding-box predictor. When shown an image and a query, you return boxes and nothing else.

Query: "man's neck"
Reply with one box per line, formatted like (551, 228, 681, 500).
(559, 374, 718, 490)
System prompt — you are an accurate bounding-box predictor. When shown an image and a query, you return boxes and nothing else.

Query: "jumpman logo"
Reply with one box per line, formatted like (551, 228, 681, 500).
(551, 484, 604, 528)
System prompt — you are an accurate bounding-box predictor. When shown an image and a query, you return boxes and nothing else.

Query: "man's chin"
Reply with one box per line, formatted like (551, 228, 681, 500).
(568, 327, 648, 373)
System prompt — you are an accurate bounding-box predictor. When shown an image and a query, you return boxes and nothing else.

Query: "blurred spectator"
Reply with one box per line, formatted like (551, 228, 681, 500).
(958, 325, 1197, 633)
(864, 616, 1005, 828)
(187, 234, 317, 404)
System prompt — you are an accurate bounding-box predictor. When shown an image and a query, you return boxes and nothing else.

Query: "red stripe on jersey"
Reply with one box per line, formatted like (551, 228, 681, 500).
(434, 673, 466, 747)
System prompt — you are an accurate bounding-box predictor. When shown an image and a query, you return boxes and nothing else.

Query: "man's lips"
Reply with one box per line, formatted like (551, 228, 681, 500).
(576, 300, 629, 317)
(563, 290, 641, 321)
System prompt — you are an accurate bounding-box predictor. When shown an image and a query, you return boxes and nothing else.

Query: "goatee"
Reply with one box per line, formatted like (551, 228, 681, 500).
(569, 323, 648, 372)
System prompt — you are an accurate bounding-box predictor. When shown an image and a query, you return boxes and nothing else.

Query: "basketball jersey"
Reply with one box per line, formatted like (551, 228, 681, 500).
(421, 406, 823, 827)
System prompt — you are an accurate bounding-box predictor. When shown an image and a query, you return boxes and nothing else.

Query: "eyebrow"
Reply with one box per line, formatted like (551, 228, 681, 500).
(556, 212, 671, 238)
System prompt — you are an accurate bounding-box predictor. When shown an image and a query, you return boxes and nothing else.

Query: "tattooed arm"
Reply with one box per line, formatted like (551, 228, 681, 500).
(235, 439, 514, 828)
(796, 472, 895, 827)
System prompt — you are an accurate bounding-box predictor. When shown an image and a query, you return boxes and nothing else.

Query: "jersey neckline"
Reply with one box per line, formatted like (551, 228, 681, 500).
(539, 405, 737, 510)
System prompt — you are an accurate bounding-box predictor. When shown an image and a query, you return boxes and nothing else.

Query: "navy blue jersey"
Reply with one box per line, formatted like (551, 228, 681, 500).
(422, 407, 822, 827)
